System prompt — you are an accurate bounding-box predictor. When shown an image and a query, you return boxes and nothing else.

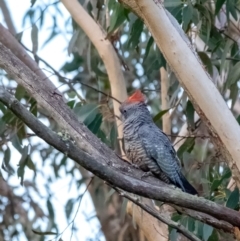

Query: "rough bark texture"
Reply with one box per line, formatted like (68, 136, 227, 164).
(59, 1, 157, 239)
(0, 43, 239, 231)
(0, 22, 137, 241)
(1, 0, 238, 240)
(119, 0, 240, 187)
(61, 0, 127, 150)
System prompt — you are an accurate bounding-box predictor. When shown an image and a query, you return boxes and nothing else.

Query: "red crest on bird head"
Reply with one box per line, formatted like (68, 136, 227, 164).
(126, 90, 145, 103)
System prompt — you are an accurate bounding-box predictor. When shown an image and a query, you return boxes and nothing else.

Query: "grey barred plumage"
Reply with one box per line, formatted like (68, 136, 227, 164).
(120, 90, 198, 195)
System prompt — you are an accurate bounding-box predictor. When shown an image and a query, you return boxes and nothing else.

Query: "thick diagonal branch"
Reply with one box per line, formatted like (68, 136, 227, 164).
(119, 0, 240, 186)
(61, 0, 127, 151)
(0, 86, 235, 233)
(0, 45, 239, 228)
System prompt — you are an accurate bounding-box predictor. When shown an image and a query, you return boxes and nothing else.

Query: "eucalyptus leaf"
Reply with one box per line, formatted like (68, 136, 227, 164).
(128, 18, 143, 49)
(186, 100, 195, 130)
(170, 229, 178, 241)
(32, 229, 57, 235)
(2, 146, 14, 174)
(105, 188, 116, 203)
(225, 62, 240, 89)
(11, 134, 23, 153)
(208, 229, 219, 241)
(198, 52, 213, 76)
(65, 199, 74, 220)
(108, 3, 129, 34)
(226, 0, 238, 21)
(47, 198, 55, 219)
(182, 4, 193, 31)
(67, 100, 76, 109)
(220, 39, 232, 74)
(196, 221, 204, 239)
(215, 0, 226, 15)
(211, 179, 222, 192)
(15, 31, 23, 41)
(177, 137, 195, 160)
(203, 223, 213, 241)
(68, 30, 80, 56)
(153, 109, 170, 123)
(86, 113, 102, 134)
(31, 0, 37, 7)
(143, 36, 154, 62)
(17, 146, 29, 185)
(120, 197, 128, 223)
(187, 217, 195, 232)
(226, 187, 239, 209)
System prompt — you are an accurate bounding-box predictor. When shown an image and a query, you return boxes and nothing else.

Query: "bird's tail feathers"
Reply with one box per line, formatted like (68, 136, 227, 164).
(178, 174, 198, 195)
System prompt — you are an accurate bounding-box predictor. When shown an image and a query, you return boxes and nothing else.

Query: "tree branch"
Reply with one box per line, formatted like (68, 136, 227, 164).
(119, 0, 240, 186)
(60, 0, 127, 153)
(113, 187, 201, 241)
(0, 52, 238, 229)
(174, 206, 233, 233)
(0, 24, 58, 91)
(0, 87, 234, 236)
(0, 0, 16, 35)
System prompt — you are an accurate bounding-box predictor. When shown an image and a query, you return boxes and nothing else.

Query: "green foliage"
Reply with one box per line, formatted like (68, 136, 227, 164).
(177, 137, 195, 160)
(203, 223, 213, 241)
(185, 100, 195, 131)
(198, 52, 213, 76)
(31, 0, 37, 7)
(226, 187, 239, 209)
(211, 169, 231, 192)
(215, 0, 226, 15)
(128, 18, 144, 49)
(32, 230, 57, 236)
(17, 145, 36, 185)
(182, 3, 193, 31)
(120, 197, 128, 223)
(1, 0, 240, 240)
(107, 0, 129, 34)
(2, 146, 13, 174)
(153, 109, 170, 122)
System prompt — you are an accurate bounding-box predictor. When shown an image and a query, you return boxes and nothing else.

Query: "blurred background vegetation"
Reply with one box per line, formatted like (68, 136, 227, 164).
(0, 0, 240, 240)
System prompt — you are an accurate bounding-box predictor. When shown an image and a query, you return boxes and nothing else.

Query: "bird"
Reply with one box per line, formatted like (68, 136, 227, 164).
(119, 90, 198, 195)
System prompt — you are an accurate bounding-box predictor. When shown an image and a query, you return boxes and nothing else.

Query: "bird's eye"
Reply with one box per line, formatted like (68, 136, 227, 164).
(123, 110, 127, 113)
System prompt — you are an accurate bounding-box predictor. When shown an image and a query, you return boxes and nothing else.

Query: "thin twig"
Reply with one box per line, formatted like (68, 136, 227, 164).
(48, 177, 94, 241)
(168, 134, 210, 139)
(72, 77, 121, 104)
(21, 44, 122, 105)
(70, 177, 94, 241)
(111, 186, 201, 241)
(0, 63, 239, 228)
(169, 92, 183, 119)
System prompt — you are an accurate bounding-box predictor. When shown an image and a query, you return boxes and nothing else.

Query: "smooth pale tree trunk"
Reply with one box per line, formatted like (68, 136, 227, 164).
(61, 0, 127, 151)
(160, 67, 171, 136)
(60, 1, 164, 240)
(1, 0, 240, 240)
(120, 0, 240, 187)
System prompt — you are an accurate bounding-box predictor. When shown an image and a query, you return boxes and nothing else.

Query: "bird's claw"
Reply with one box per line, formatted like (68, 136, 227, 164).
(141, 171, 153, 179)
(131, 163, 139, 169)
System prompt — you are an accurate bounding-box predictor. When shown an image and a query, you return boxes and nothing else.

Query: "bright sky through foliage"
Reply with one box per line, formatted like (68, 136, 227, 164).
(0, 1, 103, 240)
